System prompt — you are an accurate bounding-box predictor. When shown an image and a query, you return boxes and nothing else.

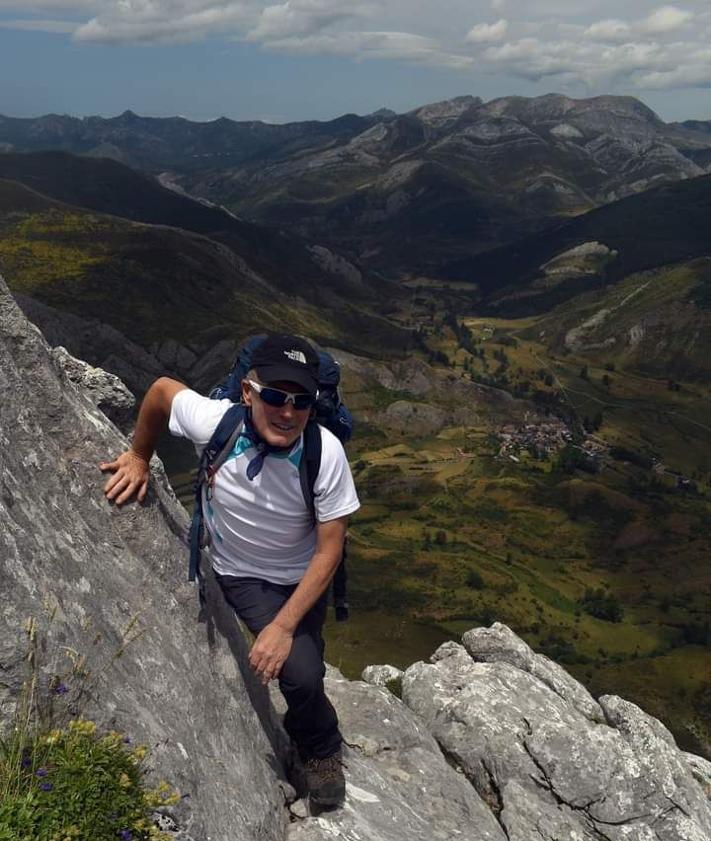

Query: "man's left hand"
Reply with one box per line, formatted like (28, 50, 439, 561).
(249, 622, 294, 685)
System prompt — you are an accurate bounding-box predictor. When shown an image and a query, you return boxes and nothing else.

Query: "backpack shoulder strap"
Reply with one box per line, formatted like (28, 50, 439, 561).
(200, 404, 247, 475)
(189, 403, 246, 583)
(299, 419, 322, 525)
(299, 421, 350, 622)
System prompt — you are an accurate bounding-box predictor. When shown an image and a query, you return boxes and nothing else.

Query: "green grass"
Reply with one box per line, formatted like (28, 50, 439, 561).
(0, 617, 178, 841)
(324, 611, 451, 677)
(0, 721, 178, 841)
(0, 211, 111, 292)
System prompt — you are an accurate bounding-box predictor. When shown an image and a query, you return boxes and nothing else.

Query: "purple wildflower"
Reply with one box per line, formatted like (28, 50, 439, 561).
(40, 782, 53, 792)
(21, 755, 31, 769)
(54, 682, 69, 695)
(36, 768, 48, 777)
(122, 736, 131, 744)
(118, 830, 133, 841)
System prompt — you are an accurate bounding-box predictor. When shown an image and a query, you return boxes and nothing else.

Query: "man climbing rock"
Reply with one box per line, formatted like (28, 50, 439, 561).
(100, 334, 360, 808)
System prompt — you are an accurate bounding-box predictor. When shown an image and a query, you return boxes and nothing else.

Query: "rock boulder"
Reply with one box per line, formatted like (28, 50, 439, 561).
(402, 633, 711, 841)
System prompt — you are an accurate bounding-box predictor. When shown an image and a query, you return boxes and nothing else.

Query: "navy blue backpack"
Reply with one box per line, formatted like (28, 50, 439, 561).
(190, 335, 353, 620)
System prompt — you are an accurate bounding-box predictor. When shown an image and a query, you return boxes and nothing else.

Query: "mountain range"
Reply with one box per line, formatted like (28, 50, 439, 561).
(2, 94, 710, 277)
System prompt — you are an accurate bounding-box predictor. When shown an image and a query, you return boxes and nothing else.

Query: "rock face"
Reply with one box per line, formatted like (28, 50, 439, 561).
(285, 672, 507, 841)
(2, 274, 709, 841)
(541, 240, 616, 277)
(14, 293, 239, 396)
(50, 345, 136, 433)
(0, 274, 290, 841)
(402, 625, 711, 841)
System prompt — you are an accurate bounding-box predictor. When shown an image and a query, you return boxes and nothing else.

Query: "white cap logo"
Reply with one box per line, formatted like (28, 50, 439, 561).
(284, 349, 307, 364)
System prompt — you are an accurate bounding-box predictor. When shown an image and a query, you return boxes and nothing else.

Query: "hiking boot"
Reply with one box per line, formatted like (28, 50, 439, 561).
(304, 750, 345, 808)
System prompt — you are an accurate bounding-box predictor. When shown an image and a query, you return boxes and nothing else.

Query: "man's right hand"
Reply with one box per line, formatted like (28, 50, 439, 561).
(99, 450, 150, 505)
(98, 376, 187, 506)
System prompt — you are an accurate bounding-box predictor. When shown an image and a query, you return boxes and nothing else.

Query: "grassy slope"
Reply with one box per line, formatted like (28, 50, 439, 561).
(0, 152, 400, 304)
(0, 178, 410, 357)
(443, 172, 711, 314)
(532, 259, 711, 382)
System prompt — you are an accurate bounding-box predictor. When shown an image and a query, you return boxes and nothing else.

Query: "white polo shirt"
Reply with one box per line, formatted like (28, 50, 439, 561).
(169, 389, 360, 584)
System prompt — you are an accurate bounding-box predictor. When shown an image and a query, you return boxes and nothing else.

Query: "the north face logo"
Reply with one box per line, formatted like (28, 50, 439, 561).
(284, 349, 307, 364)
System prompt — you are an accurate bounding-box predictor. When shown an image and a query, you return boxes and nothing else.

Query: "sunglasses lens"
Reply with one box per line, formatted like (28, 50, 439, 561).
(259, 387, 288, 407)
(258, 386, 314, 410)
(293, 395, 314, 410)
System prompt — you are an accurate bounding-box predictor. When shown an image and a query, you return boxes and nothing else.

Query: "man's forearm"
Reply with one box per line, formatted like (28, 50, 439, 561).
(273, 549, 341, 634)
(131, 377, 186, 461)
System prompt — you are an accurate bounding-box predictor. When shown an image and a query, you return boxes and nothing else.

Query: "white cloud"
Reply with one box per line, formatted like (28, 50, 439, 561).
(642, 4, 693, 33)
(261, 29, 473, 69)
(0, 0, 709, 96)
(74, 1, 254, 44)
(248, 0, 373, 41)
(584, 19, 631, 41)
(466, 18, 507, 44)
(0, 1, 98, 8)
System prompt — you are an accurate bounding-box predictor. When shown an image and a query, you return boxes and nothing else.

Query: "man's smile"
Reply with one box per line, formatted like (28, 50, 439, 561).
(271, 421, 296, 432)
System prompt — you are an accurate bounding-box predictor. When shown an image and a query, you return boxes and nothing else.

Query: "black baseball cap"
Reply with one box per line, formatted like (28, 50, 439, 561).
(251, 334, 320, 396)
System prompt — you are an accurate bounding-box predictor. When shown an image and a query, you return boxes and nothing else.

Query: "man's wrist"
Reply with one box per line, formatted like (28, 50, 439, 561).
(271, 618, 295, 635)
(127, 447, 151, 464)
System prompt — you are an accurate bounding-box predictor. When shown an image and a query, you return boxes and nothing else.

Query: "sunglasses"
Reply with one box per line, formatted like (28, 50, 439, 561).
(247, 379, 316, 410)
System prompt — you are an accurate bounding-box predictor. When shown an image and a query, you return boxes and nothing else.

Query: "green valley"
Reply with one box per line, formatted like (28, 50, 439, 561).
(325, 272, 710, 758)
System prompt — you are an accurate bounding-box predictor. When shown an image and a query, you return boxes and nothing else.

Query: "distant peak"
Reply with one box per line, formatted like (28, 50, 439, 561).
(369, 107, 397, 119)
(481, 92, 663, 126)
(410, 95, 482, 125)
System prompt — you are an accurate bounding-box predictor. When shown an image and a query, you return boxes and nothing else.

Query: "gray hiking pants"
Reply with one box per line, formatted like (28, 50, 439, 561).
(216, 574, 342, 761)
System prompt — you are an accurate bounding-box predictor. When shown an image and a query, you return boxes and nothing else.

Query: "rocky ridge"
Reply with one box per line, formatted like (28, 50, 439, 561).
(1, 273, 710, 840)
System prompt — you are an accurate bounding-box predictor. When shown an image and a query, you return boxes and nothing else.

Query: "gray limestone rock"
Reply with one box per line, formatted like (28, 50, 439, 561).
(402, 633, 711, 841)
(0, 275, 288, 841)
(685, 753, 711, 800)
(361, 664, 403, 687)
(287, 676, 506, 841)
(308, 245, 363, 291)
(541, 240, 616, 276)
(382, 400, 451, 436)
(462, 622, 603, 721)
(51, 345, 136, 433)
(185, 337, 239, 393)
(411, 95, 482, 129)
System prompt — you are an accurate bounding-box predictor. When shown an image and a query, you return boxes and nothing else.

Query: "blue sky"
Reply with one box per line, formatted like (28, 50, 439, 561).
(1, 1, 710, 123)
